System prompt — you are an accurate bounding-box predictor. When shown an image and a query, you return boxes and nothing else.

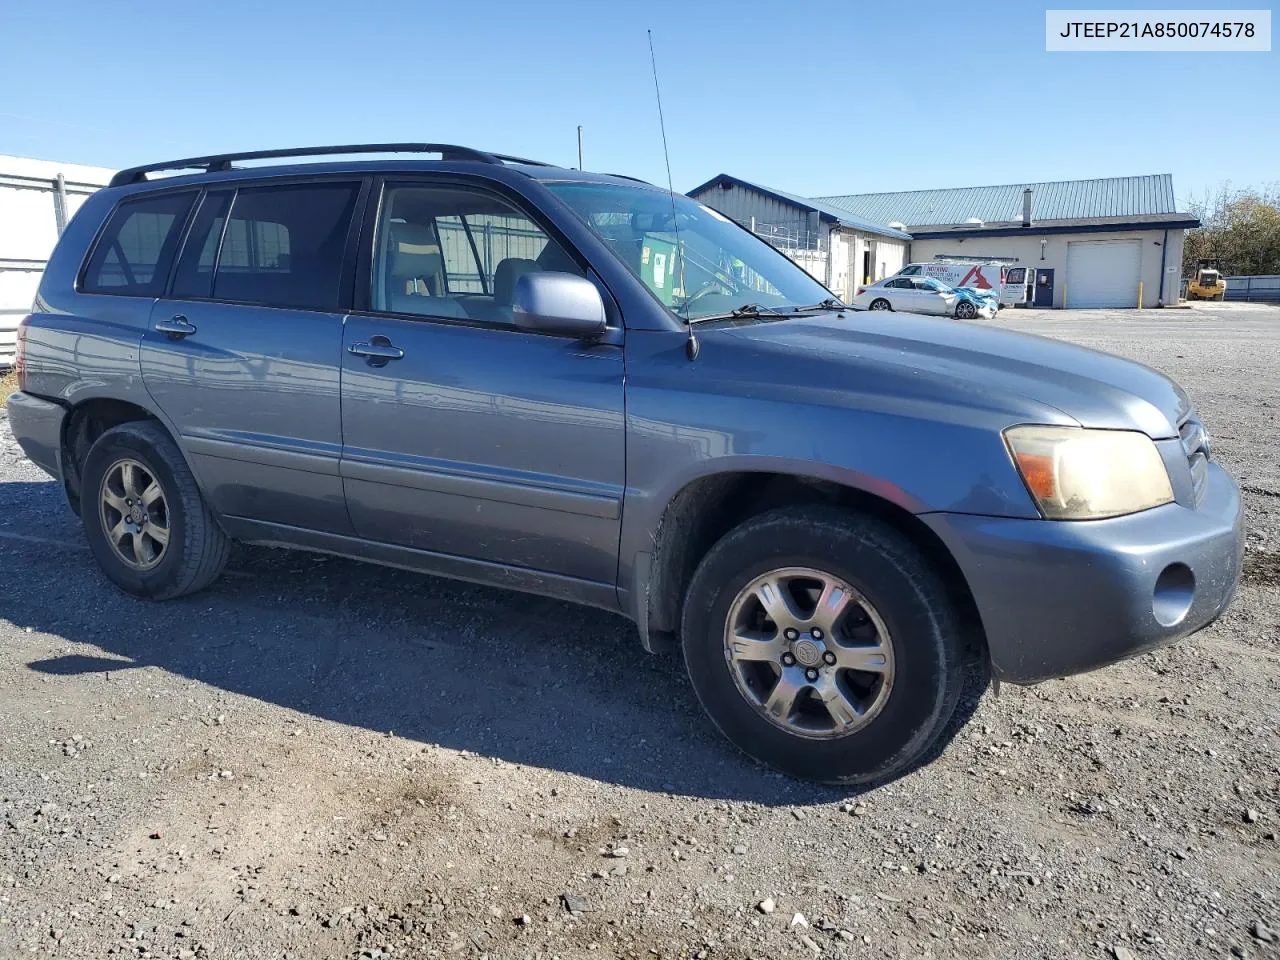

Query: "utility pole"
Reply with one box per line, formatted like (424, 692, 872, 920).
(577, 125, 583, 170)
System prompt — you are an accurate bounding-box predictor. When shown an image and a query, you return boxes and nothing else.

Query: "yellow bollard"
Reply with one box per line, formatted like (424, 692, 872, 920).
(1062, 281, 1067, 310)
(1138, 281, 1144, 310)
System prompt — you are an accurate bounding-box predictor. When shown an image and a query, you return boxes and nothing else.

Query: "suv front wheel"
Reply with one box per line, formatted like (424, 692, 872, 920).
(681, 506, 968, 784)
(80, 421, 231, 600)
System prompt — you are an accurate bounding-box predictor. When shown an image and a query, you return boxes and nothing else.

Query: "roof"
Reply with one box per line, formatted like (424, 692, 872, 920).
(815, 175, 1183, 229)
(687, 173, 912, 240)
(909, 212, 1199, 240)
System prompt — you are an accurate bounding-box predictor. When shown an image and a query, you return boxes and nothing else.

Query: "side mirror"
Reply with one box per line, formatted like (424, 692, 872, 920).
(512, 272, 607, 338)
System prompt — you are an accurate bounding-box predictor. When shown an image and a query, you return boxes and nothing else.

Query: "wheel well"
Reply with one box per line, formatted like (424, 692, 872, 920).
(61, 399, 158, 515)
(646, 472, 985, 658)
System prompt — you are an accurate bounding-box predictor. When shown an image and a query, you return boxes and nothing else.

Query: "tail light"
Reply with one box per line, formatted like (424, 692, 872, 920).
(14, 316, 29, 391)
(856, 286, 864, 296)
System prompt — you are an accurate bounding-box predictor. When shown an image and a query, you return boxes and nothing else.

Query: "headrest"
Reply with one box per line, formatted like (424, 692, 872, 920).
(494, 258, 539, 306)
(388, 221, 442, 280)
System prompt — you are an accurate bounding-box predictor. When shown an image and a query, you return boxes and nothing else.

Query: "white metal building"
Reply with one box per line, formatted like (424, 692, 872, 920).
(0, 155, 115, 365)
(687, 174, 910, 301)
(816, 175, 1199, 309)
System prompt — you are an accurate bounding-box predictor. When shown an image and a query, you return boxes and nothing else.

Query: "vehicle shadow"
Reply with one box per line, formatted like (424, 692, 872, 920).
(4, 478, 984, 806)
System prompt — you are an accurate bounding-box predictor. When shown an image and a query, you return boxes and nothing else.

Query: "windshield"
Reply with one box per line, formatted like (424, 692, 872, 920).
(545, 181, 834, 321)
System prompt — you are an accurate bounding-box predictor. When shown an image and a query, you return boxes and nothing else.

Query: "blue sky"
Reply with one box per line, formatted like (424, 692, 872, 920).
(1, 0, 1274, 207)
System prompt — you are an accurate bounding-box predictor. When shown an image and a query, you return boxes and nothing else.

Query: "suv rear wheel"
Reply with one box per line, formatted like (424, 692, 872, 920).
(681, 506, 967, 784)
(80, 421, 230, 600)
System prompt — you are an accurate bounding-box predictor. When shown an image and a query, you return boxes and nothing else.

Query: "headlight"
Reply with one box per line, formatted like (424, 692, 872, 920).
(1004, 425, 1174, 520)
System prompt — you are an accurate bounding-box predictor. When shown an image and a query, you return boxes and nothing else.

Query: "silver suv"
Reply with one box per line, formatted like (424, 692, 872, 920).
(7, 144, 1243, 784)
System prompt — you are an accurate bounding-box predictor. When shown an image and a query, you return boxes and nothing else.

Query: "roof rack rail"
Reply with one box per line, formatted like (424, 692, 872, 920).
(489, 153, 555, 168)
(108, 143, 552, 187)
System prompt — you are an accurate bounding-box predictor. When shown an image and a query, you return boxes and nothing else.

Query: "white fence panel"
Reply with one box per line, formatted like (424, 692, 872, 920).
(0, 155, 114, 367)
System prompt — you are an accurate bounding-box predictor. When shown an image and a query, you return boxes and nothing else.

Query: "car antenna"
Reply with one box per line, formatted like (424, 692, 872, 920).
(648, 30, 697, 361)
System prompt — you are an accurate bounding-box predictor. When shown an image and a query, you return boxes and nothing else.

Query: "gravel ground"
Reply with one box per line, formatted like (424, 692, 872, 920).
(0, 302, 1277, 960)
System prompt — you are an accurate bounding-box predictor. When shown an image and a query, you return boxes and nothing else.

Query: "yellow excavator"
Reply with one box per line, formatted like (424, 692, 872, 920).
(1186, 258, 1227, 301)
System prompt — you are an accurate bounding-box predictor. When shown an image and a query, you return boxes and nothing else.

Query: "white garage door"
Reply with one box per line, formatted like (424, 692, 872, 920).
(1065, 240, 1141, 308)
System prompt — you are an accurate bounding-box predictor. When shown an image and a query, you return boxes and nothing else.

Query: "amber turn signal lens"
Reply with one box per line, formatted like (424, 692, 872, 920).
(1012, 451, 1056, 502)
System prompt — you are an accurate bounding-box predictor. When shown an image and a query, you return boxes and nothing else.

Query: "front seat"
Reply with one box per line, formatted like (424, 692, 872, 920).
(384, 222, 465, 317)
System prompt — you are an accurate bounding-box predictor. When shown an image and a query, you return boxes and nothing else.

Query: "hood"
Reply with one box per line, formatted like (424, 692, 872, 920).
(719, 311, 1189, 437)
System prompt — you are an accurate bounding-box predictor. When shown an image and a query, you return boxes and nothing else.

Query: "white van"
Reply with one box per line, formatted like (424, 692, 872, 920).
(897, 261, 1031, 307)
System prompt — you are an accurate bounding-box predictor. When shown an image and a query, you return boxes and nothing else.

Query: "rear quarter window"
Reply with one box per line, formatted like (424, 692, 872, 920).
(81, 191, 197, 296)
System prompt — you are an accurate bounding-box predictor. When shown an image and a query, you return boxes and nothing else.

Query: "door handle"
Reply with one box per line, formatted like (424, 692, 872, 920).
(348, 337, 405, 365)
(155, 315, 197, 339)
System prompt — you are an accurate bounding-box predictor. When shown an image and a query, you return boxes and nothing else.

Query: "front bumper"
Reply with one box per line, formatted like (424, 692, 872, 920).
(923, 462, 1243, 684)
(5, 390, 65, 480)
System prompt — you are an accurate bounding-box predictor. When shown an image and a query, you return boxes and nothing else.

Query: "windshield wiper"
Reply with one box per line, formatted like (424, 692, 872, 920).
(685, 302, 795, 324)
(682, 303, 794, 361)
(788, 298, 847, 313)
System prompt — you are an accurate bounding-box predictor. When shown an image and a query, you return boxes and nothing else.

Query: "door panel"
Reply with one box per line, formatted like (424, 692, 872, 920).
(912, 280, 949, 315)
(142, 300, 350, 532)
(1034, 268, 1056, 307)
(138, 179, 362, 534)
(887, 281, 919, 312)
(340, 315, 625, 583)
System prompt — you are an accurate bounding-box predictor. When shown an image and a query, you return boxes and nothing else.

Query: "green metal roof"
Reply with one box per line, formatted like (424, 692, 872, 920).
(815, 175, 1180, 228)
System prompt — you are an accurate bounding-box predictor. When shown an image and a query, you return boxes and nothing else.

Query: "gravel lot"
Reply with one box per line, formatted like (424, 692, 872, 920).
(1, 302, 1277, 960)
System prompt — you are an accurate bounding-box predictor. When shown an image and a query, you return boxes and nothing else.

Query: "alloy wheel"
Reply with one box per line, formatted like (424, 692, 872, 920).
(99, 458, 170, 571)
(723, 567, 895, 739)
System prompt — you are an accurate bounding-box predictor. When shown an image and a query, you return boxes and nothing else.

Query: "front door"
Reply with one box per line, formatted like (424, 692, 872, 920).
(338, 180, 626, 585)
(140, 179, 364, 534)
(1033, 268, 1056, 307)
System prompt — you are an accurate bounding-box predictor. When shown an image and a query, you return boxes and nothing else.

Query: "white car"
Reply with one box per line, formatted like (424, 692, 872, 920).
(851, 276, 993, 319)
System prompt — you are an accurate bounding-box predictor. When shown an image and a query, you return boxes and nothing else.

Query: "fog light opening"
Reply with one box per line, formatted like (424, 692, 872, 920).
(1152, 563, 1195, 627)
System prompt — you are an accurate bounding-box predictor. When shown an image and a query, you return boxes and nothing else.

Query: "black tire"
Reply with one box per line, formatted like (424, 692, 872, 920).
(681, 506, 967, 785)
(869, 298, 892, 311)
(955, 301, 977, 320)
(80, 420, 230, 600)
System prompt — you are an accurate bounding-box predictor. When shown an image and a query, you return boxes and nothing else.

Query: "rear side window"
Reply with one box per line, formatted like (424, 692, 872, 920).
(171, 191, 232, 299)
(173, 182, 360, 311)
(1006, 267, 1027, 284)
(81, 191, 196, 296)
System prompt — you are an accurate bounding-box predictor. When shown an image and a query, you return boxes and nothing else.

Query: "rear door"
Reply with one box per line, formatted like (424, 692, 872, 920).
(140, 178, 366, 534)
(338, 178, 625, 584)
(1002, 266, 1030, 305)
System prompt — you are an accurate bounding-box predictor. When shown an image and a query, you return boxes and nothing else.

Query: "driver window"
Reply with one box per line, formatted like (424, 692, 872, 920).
(372, 185, 583, 325)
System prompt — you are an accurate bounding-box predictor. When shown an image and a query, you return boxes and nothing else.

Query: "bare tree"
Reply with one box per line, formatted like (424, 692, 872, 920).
(1182, 182, 1280, 277)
